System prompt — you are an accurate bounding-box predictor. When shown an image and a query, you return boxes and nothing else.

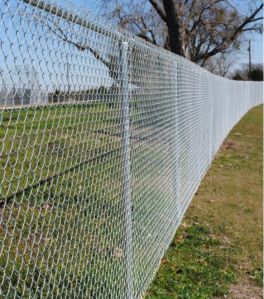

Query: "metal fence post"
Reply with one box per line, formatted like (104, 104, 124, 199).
(208, 76, 214, 160)
(119, 41, 133, 299)
(175, 60, 183, 222)
(172, 60, 181, 225)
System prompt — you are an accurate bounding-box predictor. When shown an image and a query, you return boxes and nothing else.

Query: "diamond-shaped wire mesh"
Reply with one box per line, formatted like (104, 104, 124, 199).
(0, 0, 263, 298)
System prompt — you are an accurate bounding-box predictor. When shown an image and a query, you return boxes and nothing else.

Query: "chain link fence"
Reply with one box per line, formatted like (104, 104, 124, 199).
(0, 0, 263, 298)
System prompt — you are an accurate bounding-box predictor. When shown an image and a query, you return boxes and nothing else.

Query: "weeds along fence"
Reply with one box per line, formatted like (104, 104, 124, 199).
(0, 0, 263, 298)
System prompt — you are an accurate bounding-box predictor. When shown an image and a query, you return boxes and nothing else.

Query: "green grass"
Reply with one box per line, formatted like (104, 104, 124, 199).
(0, 102, 128, 298)
(0, 103, 122, 198)
(145, 225, 236, 299)
(0, 103, 262, 298)
(146, 105, 263, 298)
(0, 101, 171, 298)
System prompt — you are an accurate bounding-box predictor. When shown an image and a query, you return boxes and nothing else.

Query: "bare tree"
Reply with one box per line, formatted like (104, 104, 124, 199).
(21, 0, 262, 82)
(102, 0, 263, 65)
(204, 53, 234, 77)
(20, 1, 155, 87)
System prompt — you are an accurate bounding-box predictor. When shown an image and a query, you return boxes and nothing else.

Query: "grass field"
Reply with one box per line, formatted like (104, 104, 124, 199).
(0, 103, 262, 298)
(0, 101, 175, 298)
(0, 103, 128, 297)
(145, 105, 263, 299)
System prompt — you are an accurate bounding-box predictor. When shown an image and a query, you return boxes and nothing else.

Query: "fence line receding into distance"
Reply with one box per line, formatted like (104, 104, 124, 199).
(0, 0, 263, 298)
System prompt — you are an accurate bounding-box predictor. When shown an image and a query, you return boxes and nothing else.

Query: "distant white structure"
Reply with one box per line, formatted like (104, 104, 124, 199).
(0, 65, 48, 106)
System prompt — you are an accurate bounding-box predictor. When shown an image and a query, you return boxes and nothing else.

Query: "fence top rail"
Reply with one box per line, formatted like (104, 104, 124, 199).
(19, 0, 255, 83)
(21, 0, 121, 39)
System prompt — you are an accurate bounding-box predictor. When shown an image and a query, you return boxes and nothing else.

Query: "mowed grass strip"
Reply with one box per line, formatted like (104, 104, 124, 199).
(146, 105, 263, 299)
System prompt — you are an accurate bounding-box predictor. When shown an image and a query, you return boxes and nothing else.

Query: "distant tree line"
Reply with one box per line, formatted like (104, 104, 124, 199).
(232, 64, 263, 81)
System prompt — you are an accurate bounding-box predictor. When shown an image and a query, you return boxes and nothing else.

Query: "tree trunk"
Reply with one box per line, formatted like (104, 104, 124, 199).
(162, 0, 184, 56)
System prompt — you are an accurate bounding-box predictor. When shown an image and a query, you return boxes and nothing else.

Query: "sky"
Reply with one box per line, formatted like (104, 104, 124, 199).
(71, 0, 263, 69)
(0, 0, 262, 97)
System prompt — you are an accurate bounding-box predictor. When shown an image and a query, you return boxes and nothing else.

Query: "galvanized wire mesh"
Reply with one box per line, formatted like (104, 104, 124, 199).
(0, 0, 263, 298)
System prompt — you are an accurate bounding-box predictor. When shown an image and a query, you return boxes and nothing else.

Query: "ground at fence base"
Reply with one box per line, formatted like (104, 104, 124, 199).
(145, 105, 263, 299)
